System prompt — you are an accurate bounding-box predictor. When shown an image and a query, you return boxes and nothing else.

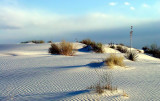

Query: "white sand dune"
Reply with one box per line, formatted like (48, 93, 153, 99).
(0, 43, 160, 101)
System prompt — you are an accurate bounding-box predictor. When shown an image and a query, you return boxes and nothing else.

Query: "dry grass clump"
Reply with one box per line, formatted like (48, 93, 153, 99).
(92, 43, 104, 53)
(95, 83, 104, 94)
(122, 90, 129, 97)
(80, 39, 92, 46)
(125, 52, 138, 61)
(88, 69, 117, 94)
(105, 54, 125, 68)
(48, 40, 75, 56)
(80, 39, 104, 53)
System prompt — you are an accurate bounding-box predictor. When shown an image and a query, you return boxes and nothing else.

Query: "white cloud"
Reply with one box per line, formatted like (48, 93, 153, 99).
(130, 7, 135, 10)
(109, 2, 117, 6)
(124, 2, 130, 6)
(0, 6, 140, 35)
(142, 4, 150, 8)
(0, 6, 157, 44)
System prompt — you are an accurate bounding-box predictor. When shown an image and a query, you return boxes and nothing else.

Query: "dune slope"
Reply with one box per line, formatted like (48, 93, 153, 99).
(0, 43, 160, 101)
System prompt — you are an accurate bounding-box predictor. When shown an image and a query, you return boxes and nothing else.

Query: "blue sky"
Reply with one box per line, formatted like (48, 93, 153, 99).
(0, 0, 160, 48)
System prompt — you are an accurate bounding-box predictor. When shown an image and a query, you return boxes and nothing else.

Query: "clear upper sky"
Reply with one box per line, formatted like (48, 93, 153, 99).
(0, 0, 160, 48)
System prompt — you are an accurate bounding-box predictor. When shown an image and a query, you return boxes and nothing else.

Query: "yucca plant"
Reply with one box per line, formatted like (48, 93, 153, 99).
(125, 52, 138, 61)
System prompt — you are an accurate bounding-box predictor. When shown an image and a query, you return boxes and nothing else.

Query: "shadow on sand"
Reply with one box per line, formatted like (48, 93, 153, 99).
(2, 90, 90, 101)
(78, 46, 93, 52)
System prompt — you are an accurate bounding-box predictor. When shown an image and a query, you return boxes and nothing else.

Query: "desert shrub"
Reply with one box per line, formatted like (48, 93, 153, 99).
(80, 39, 93, 46)
(21, 40, 45, 44)
(88, 69, 117, 94)
(32, 40, 45, 43)
(48, 43, 60, 54)
(125, 51, 138, 61)
(108, 42, 115, 49)
(92, 43, 104, 53)
(59, 40, 74, 56)
(80, 39, 104, 53)
(48, 41, 52, 43)
(142, 46, 149, 52)
(105, 54, 125, 68)
(119, 43, 124, 46)
(142, 44, 160, 58)
(116, 45, 128, 53)
(48, 40, 74, 56)
(110, 45, 116, 49)
(95, 83, 104, 94)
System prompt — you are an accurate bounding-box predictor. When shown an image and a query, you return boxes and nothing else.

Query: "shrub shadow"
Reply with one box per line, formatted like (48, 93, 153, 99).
(78, 46, 92, 52)
(87, 62, 104, 68)
(3, 90, 90, 101)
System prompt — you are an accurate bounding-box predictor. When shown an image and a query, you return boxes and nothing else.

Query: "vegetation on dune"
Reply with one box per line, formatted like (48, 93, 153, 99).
(142, 44, 160, 58)
(49, 40, 75, 56)
(116, 45, 128, 53)
(105, 54, 125, 68)
(88, 69, 117, 94)
(21, 40, 45, 44)
(80, 39, 104, 53)
(48, 41, 52, 43)
(125, 51, 138, 61)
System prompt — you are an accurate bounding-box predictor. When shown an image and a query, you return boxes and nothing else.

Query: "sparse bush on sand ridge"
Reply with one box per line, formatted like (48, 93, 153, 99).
(110, 45, 116, 49)
(21, 40, 45, 44)
(48, 40, 75, 56)
(48, 41, 52, 43)
(142, 44, 160, 58)
(105, 54, 125, 68)
(125, 51, 138, 61)
(116, 45, 128, 53)
(92, 42, 104, 53)
(80, 39, 104, 53)
(80, 39, 93, 46)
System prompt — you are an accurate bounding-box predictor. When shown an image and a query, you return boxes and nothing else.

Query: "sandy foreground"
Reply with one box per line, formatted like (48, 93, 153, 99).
(0, 43, 160, 101)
